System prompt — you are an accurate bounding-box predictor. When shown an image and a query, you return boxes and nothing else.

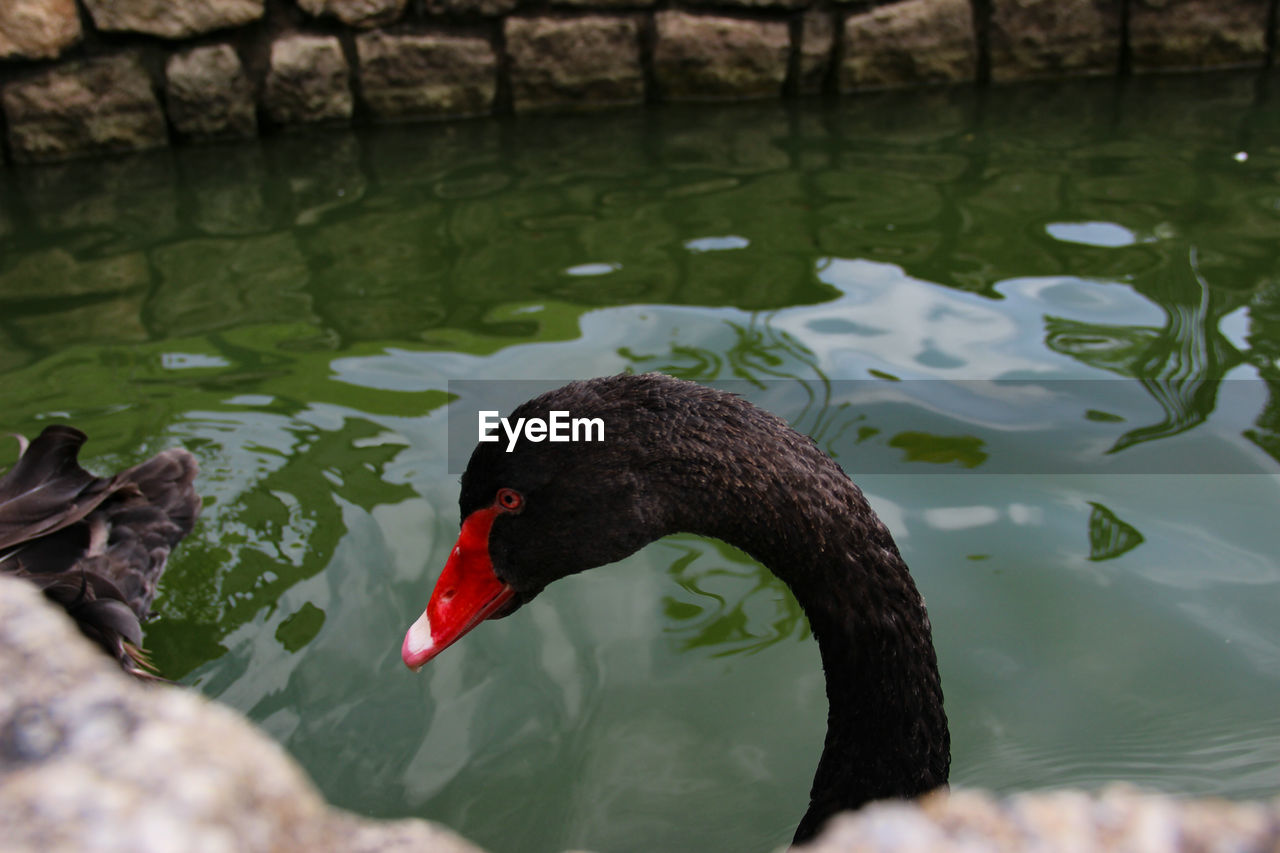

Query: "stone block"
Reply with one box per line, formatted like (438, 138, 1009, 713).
(298, 0, 407, 29)
(841, 0, 977, 91)
(0, 0, 81, 60)
(264, 34, 353, 126)
(653, 12, 790, 100)
(549, 0, 657, 7)
(1129, 0, 1269, 71)
(799, 11, 836, 94)
(2, 54, 168, 163)
(505, 16, 644, 112)
(672, 0, 803, 7)
(165, 44, 258, 140)
(990, 0, 1121, 81)
(425, 0, 518, 15)
(82, 0, 262, 39)
(356, 31, 497, 120)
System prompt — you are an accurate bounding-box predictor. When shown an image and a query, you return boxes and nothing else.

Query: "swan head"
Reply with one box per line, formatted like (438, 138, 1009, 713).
(402, 375, 683, 670)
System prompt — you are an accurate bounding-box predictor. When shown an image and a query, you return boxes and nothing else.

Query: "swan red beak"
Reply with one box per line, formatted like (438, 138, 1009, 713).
(402, 506, 515, 671)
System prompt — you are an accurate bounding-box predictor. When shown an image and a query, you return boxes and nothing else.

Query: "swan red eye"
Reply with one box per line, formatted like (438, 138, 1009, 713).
(496, 488, 523, 512)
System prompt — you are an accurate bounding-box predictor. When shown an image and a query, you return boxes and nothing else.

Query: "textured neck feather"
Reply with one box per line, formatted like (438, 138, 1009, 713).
(643, 400, 950, 844)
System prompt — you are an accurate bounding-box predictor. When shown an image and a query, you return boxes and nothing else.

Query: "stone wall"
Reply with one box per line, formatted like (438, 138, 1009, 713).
(0, 0, 1276, 162)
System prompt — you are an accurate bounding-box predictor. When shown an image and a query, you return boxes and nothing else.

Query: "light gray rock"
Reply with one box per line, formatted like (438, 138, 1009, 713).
(0, 575, 487, 853)
(505, 16, 644, 112)
(165, 44, 258, 140)
(298, 0, 407, 29)
(840, 0, 976, 91)
(82, 0, 263, 39)
(990, 0, 1121, 81)
(2, 53, 168, 163)
(653, 11, 790, 100)
(356, 31, 497, 120)
(0, 0, 81, 60)
(1129, 0, 1269, 71)
(264, 34, 354, 126)
(5, 546, 1280, 853)
(7, 561, 1280, 853)
(801, 787, 1280, 852)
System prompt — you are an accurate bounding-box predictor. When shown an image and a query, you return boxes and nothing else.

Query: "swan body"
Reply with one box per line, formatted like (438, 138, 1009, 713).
(0, 426, 200, 678)
(402, 374, 949, 843)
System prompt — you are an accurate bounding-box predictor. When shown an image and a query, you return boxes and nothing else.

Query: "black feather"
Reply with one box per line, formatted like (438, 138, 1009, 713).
(445, 374, 950, 843)
(76, 598, 146, 647)
(0, 426, 114, 548)
(0, 427, 200, 678)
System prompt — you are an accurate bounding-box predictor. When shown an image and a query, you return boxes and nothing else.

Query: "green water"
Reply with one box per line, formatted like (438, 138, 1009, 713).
(2, 72, 1279, 852)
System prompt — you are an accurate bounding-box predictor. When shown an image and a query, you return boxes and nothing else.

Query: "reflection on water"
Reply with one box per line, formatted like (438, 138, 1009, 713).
(1045, 243, 1244, 453)
(663, 536, 807, 657)
(2, 71, 1279, 853)
(1086, 502, 1145, 561)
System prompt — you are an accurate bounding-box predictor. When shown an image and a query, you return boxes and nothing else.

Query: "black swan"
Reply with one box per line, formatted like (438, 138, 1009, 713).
(402, 373, 949, 844)
(0, 425, 200, 678)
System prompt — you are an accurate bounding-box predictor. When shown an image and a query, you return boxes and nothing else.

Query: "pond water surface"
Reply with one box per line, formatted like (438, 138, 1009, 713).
(2, 72, 1279, 853)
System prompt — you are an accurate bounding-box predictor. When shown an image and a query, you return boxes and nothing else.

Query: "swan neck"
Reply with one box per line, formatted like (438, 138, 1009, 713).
(656, 432, 949, 843)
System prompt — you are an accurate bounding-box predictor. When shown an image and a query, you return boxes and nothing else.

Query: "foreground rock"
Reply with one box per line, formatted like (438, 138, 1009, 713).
(0, 575, 483, 853)
(802, 787, 1280, 852)
(5, 571, 1280, 852)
